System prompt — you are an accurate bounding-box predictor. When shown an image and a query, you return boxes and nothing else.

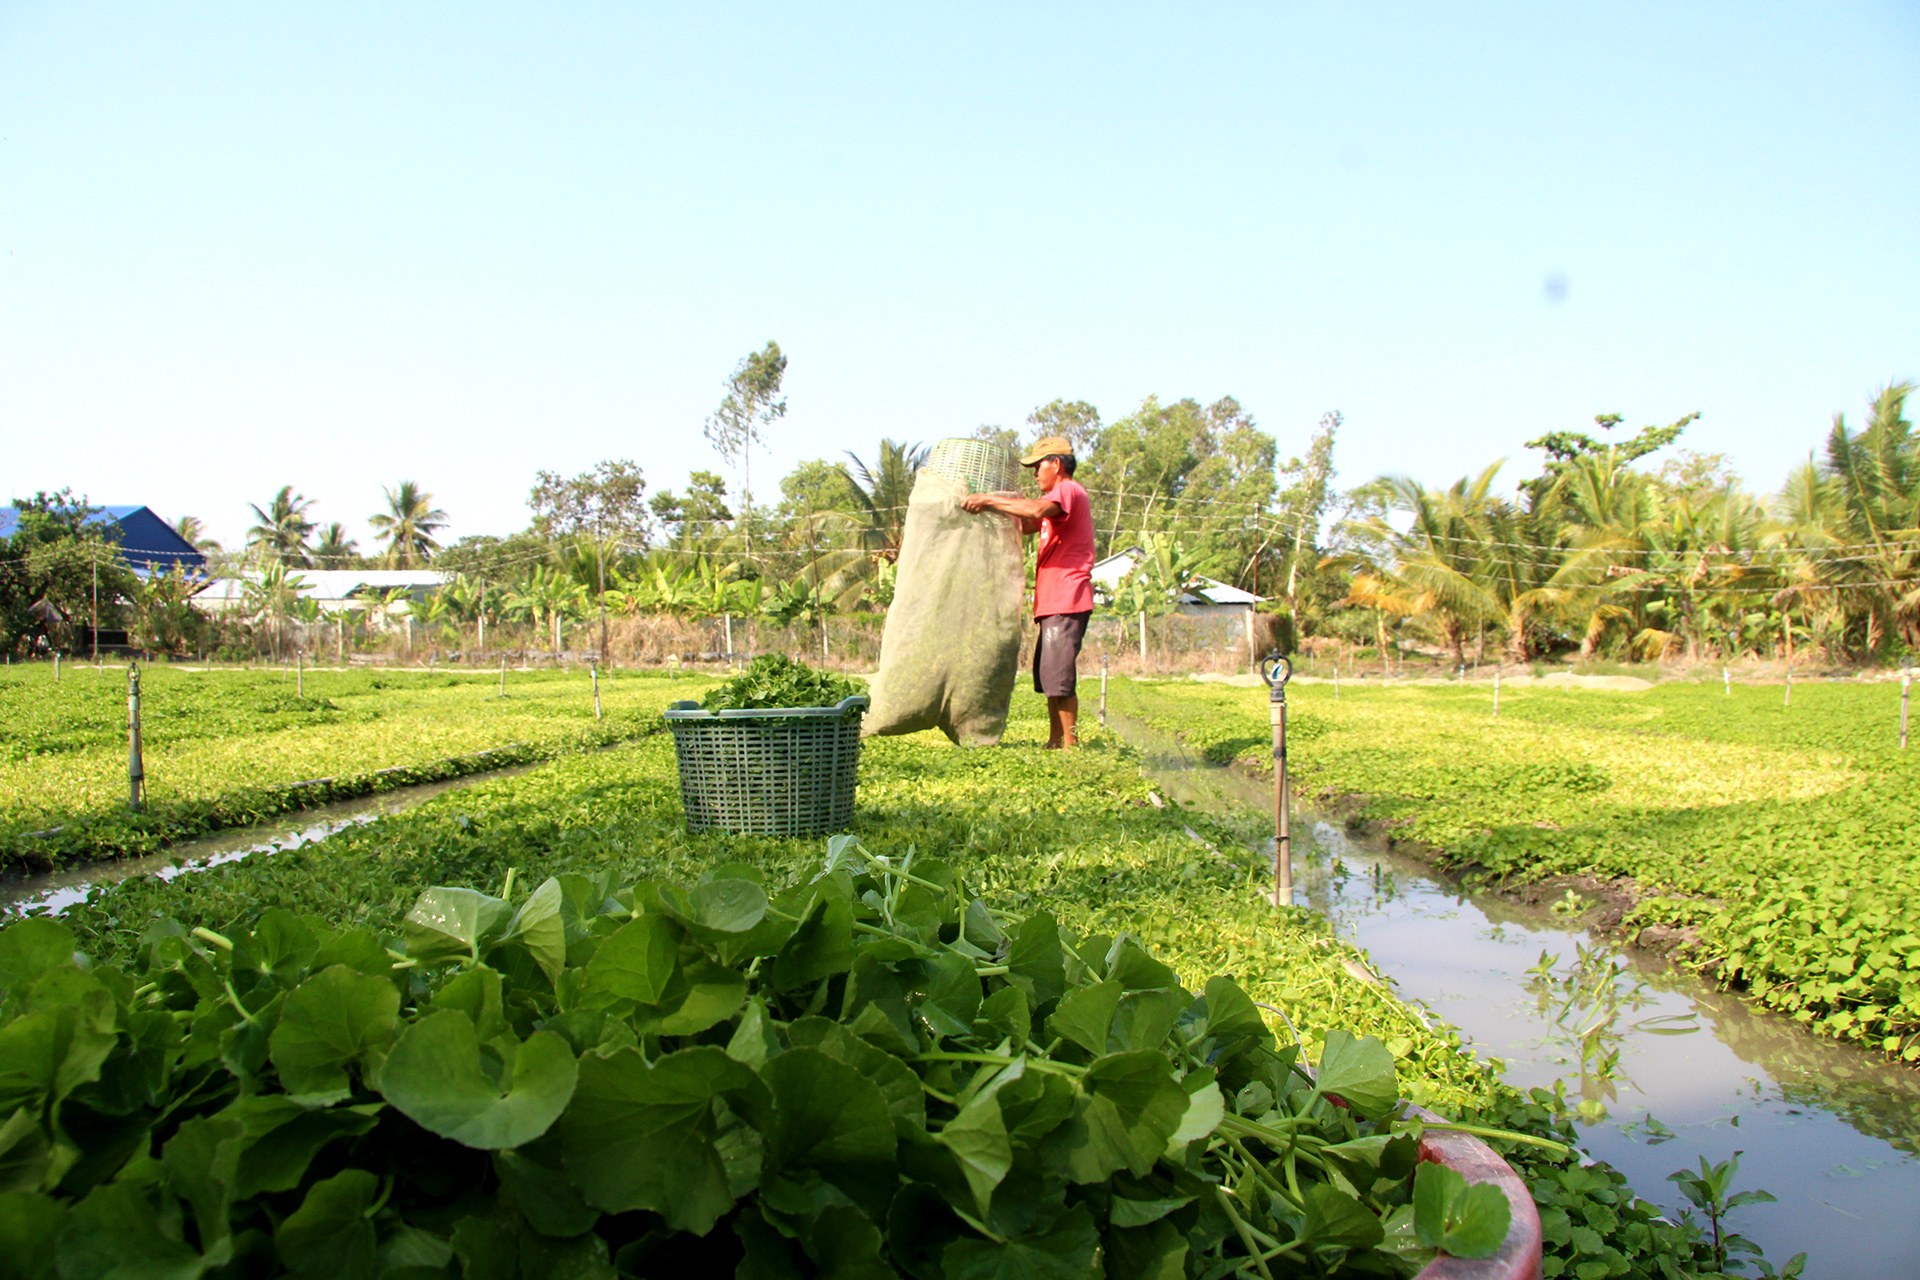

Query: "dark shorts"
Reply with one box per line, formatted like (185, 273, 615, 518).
(1032, 611, 1091, 697)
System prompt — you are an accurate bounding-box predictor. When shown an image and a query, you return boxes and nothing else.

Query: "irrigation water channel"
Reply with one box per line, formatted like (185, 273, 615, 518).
(1113, 711, 1920, 1280)
(0, 764, 534, 918)
(6, 733, 1917, 1274)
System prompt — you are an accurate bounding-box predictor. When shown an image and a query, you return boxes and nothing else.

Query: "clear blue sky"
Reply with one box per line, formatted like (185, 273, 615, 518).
(4, 2, 1916, 550)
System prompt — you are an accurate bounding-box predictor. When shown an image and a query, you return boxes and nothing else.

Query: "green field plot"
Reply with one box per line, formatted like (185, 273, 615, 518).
(1115, 676, 1920, 1060)
(0, 664, 709, 865)
(58, 697, 1488, 1107)
(18, 690, 1721, 1276)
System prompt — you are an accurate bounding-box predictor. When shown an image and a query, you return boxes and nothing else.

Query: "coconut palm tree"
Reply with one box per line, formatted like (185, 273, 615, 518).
(313, 523, 361, 568)
(243, 562, 311, 659)
(369, 481, 449, 569)
(172, 515, 223, 554)
(842, 439, 926, 555)
(1472, 496, 1564, 662)
(794, 439, 929, 609)
(1368, 465, 1509, 667)
(1815, 382, 1920, 653)
(247, 487, 316, 567)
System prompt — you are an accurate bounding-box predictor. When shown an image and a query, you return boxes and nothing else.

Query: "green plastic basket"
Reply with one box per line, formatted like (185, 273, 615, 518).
(927, 438, 1019, 494)
(664, 696, 868, 836)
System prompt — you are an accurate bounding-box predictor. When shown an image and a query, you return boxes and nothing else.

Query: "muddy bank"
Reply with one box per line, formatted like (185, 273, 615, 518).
(1323, 805, 1708, 957)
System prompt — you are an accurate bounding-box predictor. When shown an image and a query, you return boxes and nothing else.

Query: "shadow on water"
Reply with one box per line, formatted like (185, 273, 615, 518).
(0, 764, 536, 919)
(1110, 711, 1920, 1280)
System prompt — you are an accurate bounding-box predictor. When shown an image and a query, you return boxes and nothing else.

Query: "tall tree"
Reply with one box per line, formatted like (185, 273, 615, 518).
(1814, 380, 1919, 652)
(972, 424, 1019, 453)
(247, 486, 317, 567)
(1648, 450, 1742, 506)
(530, 460, 649, 659)
(368, 482, 448, 569)
(313, 523, 360, 568)
(1523, 411, 1699, 505)
(1027, 399, 1104, 456)
(1080, 395, 1277, 587)
(172, 515, 223, 553)
(1, 490, 131, 655)
(786, 439, 929, 609)
(650, 471, 734, 550)
(841, 439, 926, 557)
(1276, 411, 1341, 614)
(1336, 464, 1511, 667)
(703, 341, 788, 563)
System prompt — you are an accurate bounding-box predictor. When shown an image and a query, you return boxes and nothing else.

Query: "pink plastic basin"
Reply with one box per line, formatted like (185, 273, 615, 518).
(1411, 1106, 1544, 1280)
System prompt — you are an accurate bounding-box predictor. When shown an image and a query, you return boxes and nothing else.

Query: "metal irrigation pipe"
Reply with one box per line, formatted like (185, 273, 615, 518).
(1261, 651, 1293, 908)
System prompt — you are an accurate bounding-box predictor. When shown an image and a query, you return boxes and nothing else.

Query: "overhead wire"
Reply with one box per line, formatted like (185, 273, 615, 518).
(13, 506, 1920, 576)
(10, 477, 1919, 609)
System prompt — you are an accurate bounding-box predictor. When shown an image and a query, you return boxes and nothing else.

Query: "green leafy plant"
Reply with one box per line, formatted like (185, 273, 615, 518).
(23, 684, 1772, 1277)
(699, 653, 863, 713)
(1521, 945, 1699, 1123)
(1666, 1151, 1806, 1277)
(0, 835, 1559, 1278)
(0, 666, 702, 867)
(1115, 676, 1920, 1060)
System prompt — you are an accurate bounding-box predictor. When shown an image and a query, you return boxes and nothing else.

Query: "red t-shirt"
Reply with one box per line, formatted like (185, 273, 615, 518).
(1034, 478, 1095, 617)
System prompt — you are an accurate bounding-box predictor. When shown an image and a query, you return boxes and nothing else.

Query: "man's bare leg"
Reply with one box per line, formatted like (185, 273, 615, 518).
(1047, 695, 1079, 749)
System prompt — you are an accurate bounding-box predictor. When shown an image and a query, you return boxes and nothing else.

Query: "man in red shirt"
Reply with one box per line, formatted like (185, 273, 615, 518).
(962, 436, 1096, 749)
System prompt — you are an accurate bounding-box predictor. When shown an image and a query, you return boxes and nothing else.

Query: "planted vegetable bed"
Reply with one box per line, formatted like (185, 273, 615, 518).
(1113, 676, 1920, 1063)
(16, 690, 1755, 1276)
(0, 837, 1561, 1277)
(0, 666, 706, 867)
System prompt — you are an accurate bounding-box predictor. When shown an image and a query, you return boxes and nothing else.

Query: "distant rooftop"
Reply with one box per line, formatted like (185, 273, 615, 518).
(1091, 548, 1263, 609)
(196, 568, 450, 609)
(0, 504, 207, 576)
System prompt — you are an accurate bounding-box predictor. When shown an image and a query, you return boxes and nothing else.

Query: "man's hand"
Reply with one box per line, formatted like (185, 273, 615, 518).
(960, 493, 999, 514)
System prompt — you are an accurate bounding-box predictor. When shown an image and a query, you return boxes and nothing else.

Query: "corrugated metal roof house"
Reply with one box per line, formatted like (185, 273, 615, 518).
(0, 505, 207, 577)
(195, 569, 449, 615)
(1090, 548, 1263, 615)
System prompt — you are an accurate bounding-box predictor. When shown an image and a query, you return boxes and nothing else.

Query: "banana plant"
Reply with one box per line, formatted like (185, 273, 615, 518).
(506, 567, 588, 650)
(689, 559, 745, 620)
(649, 560, 698, 617)
(603, 564, 657, 619)
(1106, 531, 1216, 616)
(243, 562, 313, 660)
(760, 575, 829, 630)
(726, 575, 766, 618)
(124, 566, 205, 656)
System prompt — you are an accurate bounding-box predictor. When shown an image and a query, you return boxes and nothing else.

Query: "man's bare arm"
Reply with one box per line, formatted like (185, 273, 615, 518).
(961, 493, 1063, 524)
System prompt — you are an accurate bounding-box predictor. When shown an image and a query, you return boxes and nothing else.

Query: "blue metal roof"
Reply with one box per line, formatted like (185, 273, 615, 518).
(0, 504, 208, 576)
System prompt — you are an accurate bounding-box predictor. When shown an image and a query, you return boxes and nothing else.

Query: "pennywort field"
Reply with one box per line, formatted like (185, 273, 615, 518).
(1114, 675, 1920, 1064)
(0, 664, 708, 867)
(0, 673, 1773, 1278)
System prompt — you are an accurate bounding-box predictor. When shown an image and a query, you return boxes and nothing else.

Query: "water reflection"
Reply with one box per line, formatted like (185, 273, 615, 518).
(1114, 714, 1920, 1280)
(1518, 943, 1700, 1123)
(0, 764, 533, 918)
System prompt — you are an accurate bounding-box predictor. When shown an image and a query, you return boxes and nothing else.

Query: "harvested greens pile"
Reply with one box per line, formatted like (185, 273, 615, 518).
(699, 654, 865, 715)
(0, 835, 1547, 1278)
